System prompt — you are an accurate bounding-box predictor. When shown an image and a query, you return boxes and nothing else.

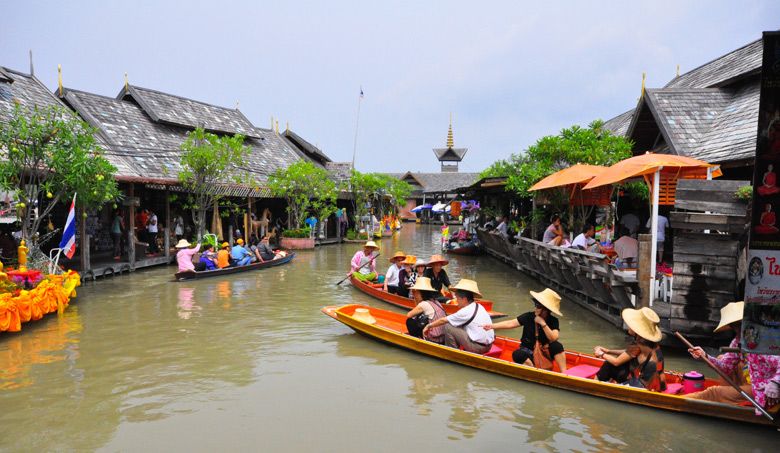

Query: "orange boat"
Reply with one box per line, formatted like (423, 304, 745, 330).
(322, 304, 776, 427)
(349, 275, 506, 319)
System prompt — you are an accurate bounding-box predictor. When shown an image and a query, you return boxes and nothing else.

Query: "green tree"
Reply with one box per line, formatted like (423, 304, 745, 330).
(379, 175, 412, 215)
(348, 170, 384, 222)
(268, 160, 338, 231)
(0, 104, 120, 250)
(178, 127, 251, 238)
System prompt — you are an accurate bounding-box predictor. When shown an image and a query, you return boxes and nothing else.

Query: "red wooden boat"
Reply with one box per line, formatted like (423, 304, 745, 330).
(445, 244, 481, 255)
(322, 304, 776, 427)
(349, 274, 506, 318)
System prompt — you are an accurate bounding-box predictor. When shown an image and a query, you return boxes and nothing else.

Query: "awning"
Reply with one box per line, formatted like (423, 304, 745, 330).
(529, 164, 607, 191)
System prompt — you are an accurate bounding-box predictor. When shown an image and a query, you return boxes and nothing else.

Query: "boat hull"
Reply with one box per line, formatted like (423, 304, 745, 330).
(322, 304, 773, 427)
(175, 252, 295, 281)
(349, 275, 506, 318)
(445, 245, 481, 255)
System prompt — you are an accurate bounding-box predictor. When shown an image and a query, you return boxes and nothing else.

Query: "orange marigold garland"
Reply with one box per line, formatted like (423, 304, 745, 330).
(0, 271, 81, 333)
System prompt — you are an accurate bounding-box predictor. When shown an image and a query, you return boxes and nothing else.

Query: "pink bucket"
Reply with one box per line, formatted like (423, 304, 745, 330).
(683, 371, 705, 394)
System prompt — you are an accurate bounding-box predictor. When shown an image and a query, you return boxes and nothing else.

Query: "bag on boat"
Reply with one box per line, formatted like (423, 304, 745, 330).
(532, 326, 554, 370)
(406, 313, 429, 338)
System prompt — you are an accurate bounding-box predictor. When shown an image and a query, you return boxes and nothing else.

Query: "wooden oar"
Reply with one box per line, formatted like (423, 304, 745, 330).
(675, 331, 776, 424)
(336, 252, 380, 286)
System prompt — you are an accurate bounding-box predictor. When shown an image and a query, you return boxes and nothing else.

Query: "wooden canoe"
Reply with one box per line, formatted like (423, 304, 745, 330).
(349, 274, 506, 318)
(322, 304, 775, 427)
(174, 252, 295, 281)
(445, 245, 481, 255)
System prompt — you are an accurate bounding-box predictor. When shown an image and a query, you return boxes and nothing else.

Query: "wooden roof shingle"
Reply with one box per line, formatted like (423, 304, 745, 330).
(664, 39, 762, 89)
(601, 109, 634, 137)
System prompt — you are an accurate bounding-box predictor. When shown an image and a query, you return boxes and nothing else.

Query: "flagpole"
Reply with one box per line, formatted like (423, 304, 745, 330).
(351, 88, 363, 169)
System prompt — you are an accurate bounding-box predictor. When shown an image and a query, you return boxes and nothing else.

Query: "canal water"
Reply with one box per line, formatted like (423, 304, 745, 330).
(0, 224, 775, 451)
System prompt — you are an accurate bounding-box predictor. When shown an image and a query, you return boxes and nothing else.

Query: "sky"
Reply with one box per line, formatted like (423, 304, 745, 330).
(2, 1, 779, 173)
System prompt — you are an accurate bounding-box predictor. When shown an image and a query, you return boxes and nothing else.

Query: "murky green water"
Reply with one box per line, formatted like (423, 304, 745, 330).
(0, 225, 776, 451)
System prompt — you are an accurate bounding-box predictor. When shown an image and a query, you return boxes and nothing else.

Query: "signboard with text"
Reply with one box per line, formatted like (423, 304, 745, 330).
(744, 31, 780, 354)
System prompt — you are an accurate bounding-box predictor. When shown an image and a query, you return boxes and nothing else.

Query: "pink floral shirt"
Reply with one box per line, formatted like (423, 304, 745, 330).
(350, 250, 376, 274)
(710, 337, 780, 413)
(176, 244, 201, 272)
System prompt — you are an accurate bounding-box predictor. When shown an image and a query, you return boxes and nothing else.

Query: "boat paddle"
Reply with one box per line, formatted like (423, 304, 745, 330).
(674, 331, 777, 425)
(336, 252, 380, 286)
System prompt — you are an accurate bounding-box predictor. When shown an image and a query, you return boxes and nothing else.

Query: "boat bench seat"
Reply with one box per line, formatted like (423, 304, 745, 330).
(483, 344, 503, 358)
(664, 383, 683, 394)
(564, 364, 600, 379)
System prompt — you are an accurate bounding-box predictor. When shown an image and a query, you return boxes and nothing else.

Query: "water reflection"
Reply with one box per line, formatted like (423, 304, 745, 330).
(177, 286, 201, 320)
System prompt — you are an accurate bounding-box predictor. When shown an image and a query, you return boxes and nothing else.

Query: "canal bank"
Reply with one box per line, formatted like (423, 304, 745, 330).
(0, 224, 775, 451)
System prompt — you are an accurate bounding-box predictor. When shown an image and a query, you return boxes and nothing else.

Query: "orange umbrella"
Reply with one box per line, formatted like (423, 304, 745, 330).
(529, 164, 608, 191)
(582, 153, 721, 190)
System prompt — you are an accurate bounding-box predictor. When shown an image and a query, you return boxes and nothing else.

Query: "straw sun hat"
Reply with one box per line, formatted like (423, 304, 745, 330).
(364, 241, 379, 249)
(402, 255, 417, 265)
(352, 307, 376, 324)
(530, 288, 563, 317)
(389, 251, 407, 262)
(411, 277, 436, 292)
(427, 254, 449, 266)
(450, 279, 482, 298)
(175, 239, 191, 249)
(622, 307, 662, 342)
(714, 301, 744, 333)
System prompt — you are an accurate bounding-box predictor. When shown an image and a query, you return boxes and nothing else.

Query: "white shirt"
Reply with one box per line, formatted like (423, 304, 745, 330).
(646, 215, 669, 242)
(446, 303, 494, 344)
(385, 263, 401, 286)
(572, 233, 594, 250)
(496, 221, 508, 237)
(147, 214, 158, 233)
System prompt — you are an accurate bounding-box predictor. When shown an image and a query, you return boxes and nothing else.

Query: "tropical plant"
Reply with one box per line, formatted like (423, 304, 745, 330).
(268, 160, 338, 231)
(178, 127, 251, 238)
(0, 104, 120, 250)
(281, 227, 311, 238)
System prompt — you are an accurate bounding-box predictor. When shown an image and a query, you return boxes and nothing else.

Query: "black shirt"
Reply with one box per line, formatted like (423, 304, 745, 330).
(423, 268, 450, 291)
(516, 312, 560, 349)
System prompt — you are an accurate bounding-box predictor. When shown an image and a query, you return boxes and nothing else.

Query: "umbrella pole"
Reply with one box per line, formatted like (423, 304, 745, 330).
(649, 168, 662, 307)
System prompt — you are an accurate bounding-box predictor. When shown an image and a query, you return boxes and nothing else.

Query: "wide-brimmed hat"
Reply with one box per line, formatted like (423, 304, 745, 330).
(427, 254, 449, 266)
(175, 239, 191, 249)
(530, 288, 563, 317)
(411, 277, 436, 292)
(364, 241, 379, 249)
(389, 251, 406, 262)
(622, 307, 662, 342)
(450, 279, 482, 298)
(714, 301, 744, 333)
(352, 307, 376, 324)
(402, 255, 417, 265)
(415, 260, 427, 269)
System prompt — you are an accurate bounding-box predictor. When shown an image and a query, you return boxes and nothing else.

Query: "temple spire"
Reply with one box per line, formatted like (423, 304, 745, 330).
(446, 112, 454, 149)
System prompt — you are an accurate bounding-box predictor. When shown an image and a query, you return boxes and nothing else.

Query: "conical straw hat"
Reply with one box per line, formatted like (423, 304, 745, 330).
(175, 239, 191, 249)
(411, 277, 436, 292)
(622, 307, 662, 342)
(427, 254, 449, 266)
(364, 241, 379, 249)
(530, 288, 563, 317)
(352, 307, 376, 324)
(450, 279, 482, 298)
(402, 255, 417, 265)
(389, 251, 406, 262)
(714, 301, 744, 333)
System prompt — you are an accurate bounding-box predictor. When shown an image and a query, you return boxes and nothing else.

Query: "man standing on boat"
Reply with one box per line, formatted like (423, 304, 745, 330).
(423, 279, 494, 354)
(350, 241, 379, 281)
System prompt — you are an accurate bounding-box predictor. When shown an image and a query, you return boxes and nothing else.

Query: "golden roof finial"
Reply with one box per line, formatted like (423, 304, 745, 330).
(447, 113, 454, 149)
(124, 72, 129, 93)
(275, 120, 279, 134)
(641, 72, 646, 98)
(286, 121, 289, 133)
(57, 64, 63, 97)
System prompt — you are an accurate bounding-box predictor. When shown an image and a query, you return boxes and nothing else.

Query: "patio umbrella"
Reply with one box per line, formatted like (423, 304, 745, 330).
(411, 204, 432, 213)
(528, 164, 608, 191)
(583, 153, 721, 305)
(431, 202, 447, 213)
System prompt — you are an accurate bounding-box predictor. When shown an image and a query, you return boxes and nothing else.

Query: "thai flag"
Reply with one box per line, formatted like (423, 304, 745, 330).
(59, 193, 77, 259)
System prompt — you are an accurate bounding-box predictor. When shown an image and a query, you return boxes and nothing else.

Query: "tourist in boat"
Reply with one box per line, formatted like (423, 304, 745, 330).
(231, 238, 253, 266)
(543, 214, 565, 246)
(350, 241, 379, 281)
(175, 239, 201, 273)
(217, 242, 231, 269)
(686, 302, 780, 412)
(423, 279, 494, 354)
(483, 288, 567, 372)
(383, 251, 406, 294)
(406, 277, 447, 344)
(255, 234, 278, 261)
(758, 164, 780, 196)
(593, 307, 664, 391)
(397, 255, 417, 298)
(572, 223, 601, 253)
(198, 244, 217, 271)
(423, 254, 451, 302)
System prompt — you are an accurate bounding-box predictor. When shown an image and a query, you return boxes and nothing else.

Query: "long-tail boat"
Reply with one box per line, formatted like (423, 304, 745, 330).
(349, 275, 506, 318)
(321, 304, 776, 427)
(444, 244, 481, 255)
(174, 252, 295, 281)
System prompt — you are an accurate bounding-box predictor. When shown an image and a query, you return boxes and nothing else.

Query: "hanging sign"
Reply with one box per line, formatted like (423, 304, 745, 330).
(744, 31, 780, 354)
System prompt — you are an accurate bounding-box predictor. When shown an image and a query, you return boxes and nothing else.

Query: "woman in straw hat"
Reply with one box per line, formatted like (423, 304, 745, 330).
(405, 277, 447, 343)
(383, 251, 407, 294)
(422, 254, 451, 302)
(397, 255, 417, 298)
(350, 241, 380, 282)
(484, 288, 567, 372)
(423, 279, 494, 353)
(686, 302, 780, 411)
(175, 239, 201, 273)
(594, 307, 664, 391)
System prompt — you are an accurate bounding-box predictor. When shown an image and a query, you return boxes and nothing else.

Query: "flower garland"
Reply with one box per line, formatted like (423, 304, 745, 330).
(0, 271, 81, 333)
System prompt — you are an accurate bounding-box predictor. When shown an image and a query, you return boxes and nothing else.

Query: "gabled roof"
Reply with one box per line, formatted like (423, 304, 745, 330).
(119, 85, 260, 138)
(0, 66, 68, 121)
(664, 38, 762, 89)
(601, 109, 634, 137)
(433, 147, 467, 161)
(390, 172, 480, 194)
(283, 129, 332, 165)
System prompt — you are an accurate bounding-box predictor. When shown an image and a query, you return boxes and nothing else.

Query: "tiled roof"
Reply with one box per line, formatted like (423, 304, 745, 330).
(325, 162, 352, 183)
(283, 129, 332, 165)
(691, 83, 759, 163)
(391, 172, 480, 194)
(120, 85, 260, 138)
(433, 147, 467, 161)
(664, 39, 762, 89)
(0, 66, 67, 121)
(601, 109, 634, 137)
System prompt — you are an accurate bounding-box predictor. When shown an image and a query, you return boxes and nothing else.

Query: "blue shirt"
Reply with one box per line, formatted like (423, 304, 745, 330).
(305, 217, 318, 227)
(199, 255, 216, 270)
(231, 245, 250, 260)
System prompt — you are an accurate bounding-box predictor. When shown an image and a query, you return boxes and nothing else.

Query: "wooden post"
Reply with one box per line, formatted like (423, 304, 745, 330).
(638, 233, 653, 307)
(127, 183, 136, 266)
(164, 189, 171, 261)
